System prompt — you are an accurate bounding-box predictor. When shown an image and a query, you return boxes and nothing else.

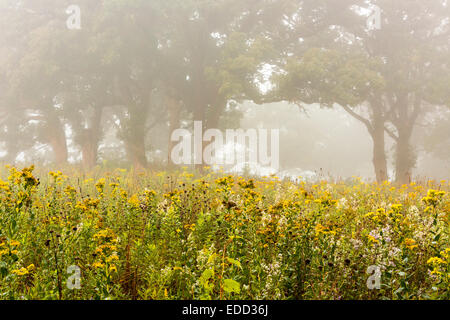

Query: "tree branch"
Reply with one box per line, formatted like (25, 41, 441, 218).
(340, 104, 373, 132)
(384, 125, 398, 141)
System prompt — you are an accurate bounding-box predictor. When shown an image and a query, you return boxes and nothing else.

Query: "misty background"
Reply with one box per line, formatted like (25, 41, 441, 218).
(0, 0, 449, 182)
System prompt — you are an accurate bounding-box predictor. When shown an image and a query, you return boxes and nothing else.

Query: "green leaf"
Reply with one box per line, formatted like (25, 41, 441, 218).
(200, 269, 214, 283)
(226, 257, 242, 269)
(223, 279, 240, 294)
(207, 253, 217, 264)
(200, 269, 215, 291)
(0, 261, 8, 277)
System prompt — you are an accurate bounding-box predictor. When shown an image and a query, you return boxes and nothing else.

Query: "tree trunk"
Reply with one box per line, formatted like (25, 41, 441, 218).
(193, 106, 206, 172)
(48, 129, 68, 166)
(371, 121, 388, 183)
(124, 104, 148, 170)
(44, 111, 68, 166)
(395, 125, 415, 184)
(80, 107, 103, 169)
(126, 137, 147, 170)
(341, 103, 388, 183)
(167, 95, 182, 168)
(81, 142, 97, 169)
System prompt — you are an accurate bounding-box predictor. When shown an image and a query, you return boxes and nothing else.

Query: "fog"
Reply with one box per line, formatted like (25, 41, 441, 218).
(0, 0, 449, 183)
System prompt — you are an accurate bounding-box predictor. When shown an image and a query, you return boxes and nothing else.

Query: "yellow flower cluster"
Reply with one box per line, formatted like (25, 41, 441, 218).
(12, 264, 35, 276)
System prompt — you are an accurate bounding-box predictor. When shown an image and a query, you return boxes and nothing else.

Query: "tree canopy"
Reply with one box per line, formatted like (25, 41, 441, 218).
(0, 0, 448, 181)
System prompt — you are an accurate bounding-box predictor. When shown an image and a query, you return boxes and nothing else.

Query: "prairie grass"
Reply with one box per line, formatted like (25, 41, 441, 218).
(0, 165, 448, 300)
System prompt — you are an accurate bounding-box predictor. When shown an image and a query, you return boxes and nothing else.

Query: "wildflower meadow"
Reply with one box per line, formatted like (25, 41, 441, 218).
(0, 165, 448, 300)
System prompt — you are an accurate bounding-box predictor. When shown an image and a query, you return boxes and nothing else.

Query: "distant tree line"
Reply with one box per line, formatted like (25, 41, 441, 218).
(0, 0, 448, 183)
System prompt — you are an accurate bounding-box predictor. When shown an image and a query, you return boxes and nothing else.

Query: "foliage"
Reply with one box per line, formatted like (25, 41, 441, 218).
(0, 165, 448, 300)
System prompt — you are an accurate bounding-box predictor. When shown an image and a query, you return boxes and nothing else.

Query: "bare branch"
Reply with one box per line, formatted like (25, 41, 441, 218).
(340, 104, 373, 132)
(384, 125, 399, 141)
